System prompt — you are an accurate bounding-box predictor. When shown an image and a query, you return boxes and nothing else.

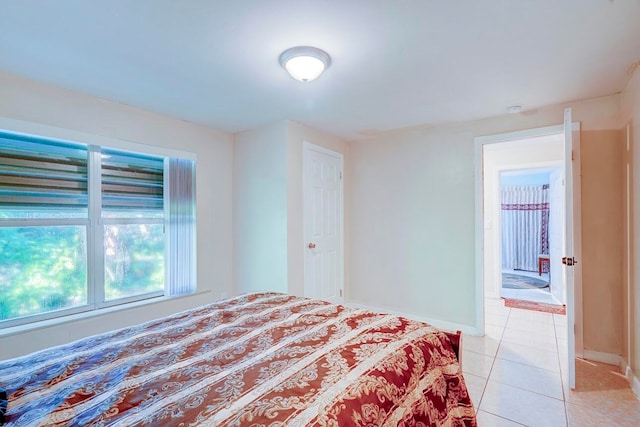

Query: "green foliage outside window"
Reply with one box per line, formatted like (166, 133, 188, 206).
(0, 226, 87, 320)
(0, 223, 164, 322)
(104, 223, 164, 301)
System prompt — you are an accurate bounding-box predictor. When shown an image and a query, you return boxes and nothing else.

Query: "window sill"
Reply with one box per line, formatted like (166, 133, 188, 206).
(0, 290, 210, 338)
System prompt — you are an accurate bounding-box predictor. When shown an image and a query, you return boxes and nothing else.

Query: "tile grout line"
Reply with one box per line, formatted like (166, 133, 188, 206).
(496, 302, 569, 426)
(479, 409, 529, 426)
(491, 354, 562, 375)
(484, 377, 565, 402)
(553, 311, 571, 427)
(494, 308, 566, 400)
(479, 303, 510, 410)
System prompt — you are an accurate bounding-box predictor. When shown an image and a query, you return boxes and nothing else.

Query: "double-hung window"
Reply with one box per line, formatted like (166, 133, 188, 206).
(0, 131, 196, 327)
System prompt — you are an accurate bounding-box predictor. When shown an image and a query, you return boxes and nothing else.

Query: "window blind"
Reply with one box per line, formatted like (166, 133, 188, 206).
(101, 148, 164, 212)
(166, 157, 196, 295)
(0, 131, 88, 209)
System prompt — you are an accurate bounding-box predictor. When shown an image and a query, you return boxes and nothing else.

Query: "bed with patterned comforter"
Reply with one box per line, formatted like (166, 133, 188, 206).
(0, 293, 477, 426)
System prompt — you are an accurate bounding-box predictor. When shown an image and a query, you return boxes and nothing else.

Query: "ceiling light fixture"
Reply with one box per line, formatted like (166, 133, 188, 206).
(279, 46, 331, 83)
(506, 105, 523, 114)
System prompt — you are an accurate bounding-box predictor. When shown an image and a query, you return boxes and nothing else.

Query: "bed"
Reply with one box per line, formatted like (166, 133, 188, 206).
(0, 293, 477, 426)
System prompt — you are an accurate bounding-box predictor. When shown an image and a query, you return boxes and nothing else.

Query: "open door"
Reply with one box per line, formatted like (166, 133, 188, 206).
(563, 107, 582, 389)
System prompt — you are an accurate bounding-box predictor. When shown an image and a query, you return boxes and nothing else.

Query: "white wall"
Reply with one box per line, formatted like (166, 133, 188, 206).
(0, 71, 234, 358)
(348, 94, 620, 333)
(233, 121, 288, 294)
(483, 135, 564, 299)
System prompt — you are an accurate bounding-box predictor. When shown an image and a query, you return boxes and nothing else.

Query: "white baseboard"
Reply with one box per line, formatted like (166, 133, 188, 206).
(582, 350, 622, 366)
(620, 358, 640, 401)
(343, 301, 479, 336)
(632, 373, 640, 400)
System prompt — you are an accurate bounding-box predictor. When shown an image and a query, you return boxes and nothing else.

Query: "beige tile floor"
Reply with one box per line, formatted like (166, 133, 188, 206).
(462, 298, 640, 426)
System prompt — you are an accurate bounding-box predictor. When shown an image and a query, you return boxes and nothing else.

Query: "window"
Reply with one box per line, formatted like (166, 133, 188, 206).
(101, 147, 165, 301)
(0, 131, 196, 327)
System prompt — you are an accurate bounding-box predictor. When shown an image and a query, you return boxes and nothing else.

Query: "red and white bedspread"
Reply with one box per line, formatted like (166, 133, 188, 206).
(0, 293, 477, 426)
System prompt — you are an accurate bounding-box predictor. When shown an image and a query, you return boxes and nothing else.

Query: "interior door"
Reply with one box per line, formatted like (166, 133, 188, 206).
(303, 143, 344, 303)
(564, 107, 579, 389)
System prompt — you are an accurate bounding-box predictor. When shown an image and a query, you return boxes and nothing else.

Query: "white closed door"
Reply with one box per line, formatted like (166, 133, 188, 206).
(303, 142, 344, 303)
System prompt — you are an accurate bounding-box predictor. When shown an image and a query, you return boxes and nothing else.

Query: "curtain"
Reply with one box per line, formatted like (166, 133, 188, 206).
(166, 157, 197, 296)
(501, 185, 550, 272)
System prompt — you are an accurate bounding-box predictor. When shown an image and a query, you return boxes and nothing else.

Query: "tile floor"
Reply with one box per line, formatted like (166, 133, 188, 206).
(462, 298, 640, 426)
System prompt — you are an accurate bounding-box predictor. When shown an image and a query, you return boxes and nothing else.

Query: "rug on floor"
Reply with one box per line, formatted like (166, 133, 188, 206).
(502, 272, 549, 290)
(502, 297, 566, 315)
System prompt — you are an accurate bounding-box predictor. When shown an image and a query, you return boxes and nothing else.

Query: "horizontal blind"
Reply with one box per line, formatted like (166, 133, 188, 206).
(0, 131, 88, 209)
(101, 148, 164, 212)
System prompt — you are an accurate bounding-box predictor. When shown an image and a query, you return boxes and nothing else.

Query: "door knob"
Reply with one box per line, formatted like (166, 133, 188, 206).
(307, 242, 316, 249)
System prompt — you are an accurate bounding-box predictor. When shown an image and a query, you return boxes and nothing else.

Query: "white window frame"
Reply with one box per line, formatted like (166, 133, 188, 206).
(0, 118, 196, 328)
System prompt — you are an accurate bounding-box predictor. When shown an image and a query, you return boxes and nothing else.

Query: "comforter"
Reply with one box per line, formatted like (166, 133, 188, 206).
(0, 293, 476, 426)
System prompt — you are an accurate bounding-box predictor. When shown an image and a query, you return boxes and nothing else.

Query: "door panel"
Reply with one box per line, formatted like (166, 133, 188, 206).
(562, 109, 584, 386)
(303, 143, 344, 303)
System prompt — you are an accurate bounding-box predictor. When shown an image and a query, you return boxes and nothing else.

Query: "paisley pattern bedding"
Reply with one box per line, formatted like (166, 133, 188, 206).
(0, 293, 476, 426)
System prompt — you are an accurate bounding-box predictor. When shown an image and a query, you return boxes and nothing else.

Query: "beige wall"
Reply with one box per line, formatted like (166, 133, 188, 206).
(232, 120, 348, 298)
(0, 66, 634, 375)
(233, 122, 289, 294)
(621, 68, 640, 382)
(0, 72, 234, 358)
(580, 130, 623, 355)
(349, 126, 477, 330)
(348, 94, 623, 335)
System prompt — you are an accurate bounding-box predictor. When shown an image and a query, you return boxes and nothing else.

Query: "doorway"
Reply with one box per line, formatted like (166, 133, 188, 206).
(481, 134, 565, 302)
(499, 167, 564, 307)
(474, 114, 582, 389)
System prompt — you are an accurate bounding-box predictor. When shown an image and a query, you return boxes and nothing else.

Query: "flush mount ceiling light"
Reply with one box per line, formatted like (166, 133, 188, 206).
(506, 105, 523, 114)
(279, 46, 331, 82)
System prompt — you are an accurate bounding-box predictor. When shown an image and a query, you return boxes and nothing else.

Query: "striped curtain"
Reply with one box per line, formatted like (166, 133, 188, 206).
(501, 185, 550, 272)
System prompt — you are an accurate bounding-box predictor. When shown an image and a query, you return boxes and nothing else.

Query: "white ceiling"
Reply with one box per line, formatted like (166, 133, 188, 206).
(1, 1, 639, 140)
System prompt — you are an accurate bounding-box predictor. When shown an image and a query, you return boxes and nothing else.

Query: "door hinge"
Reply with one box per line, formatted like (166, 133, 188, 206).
(562, 256, 578, 266)
(340, 289, 343, 297)
(340, 171, 343, 180)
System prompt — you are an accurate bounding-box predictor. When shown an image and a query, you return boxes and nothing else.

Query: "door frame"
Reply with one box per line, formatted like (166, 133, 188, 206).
(302, 141, 344, 302)
(474, 122, 583, 355)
